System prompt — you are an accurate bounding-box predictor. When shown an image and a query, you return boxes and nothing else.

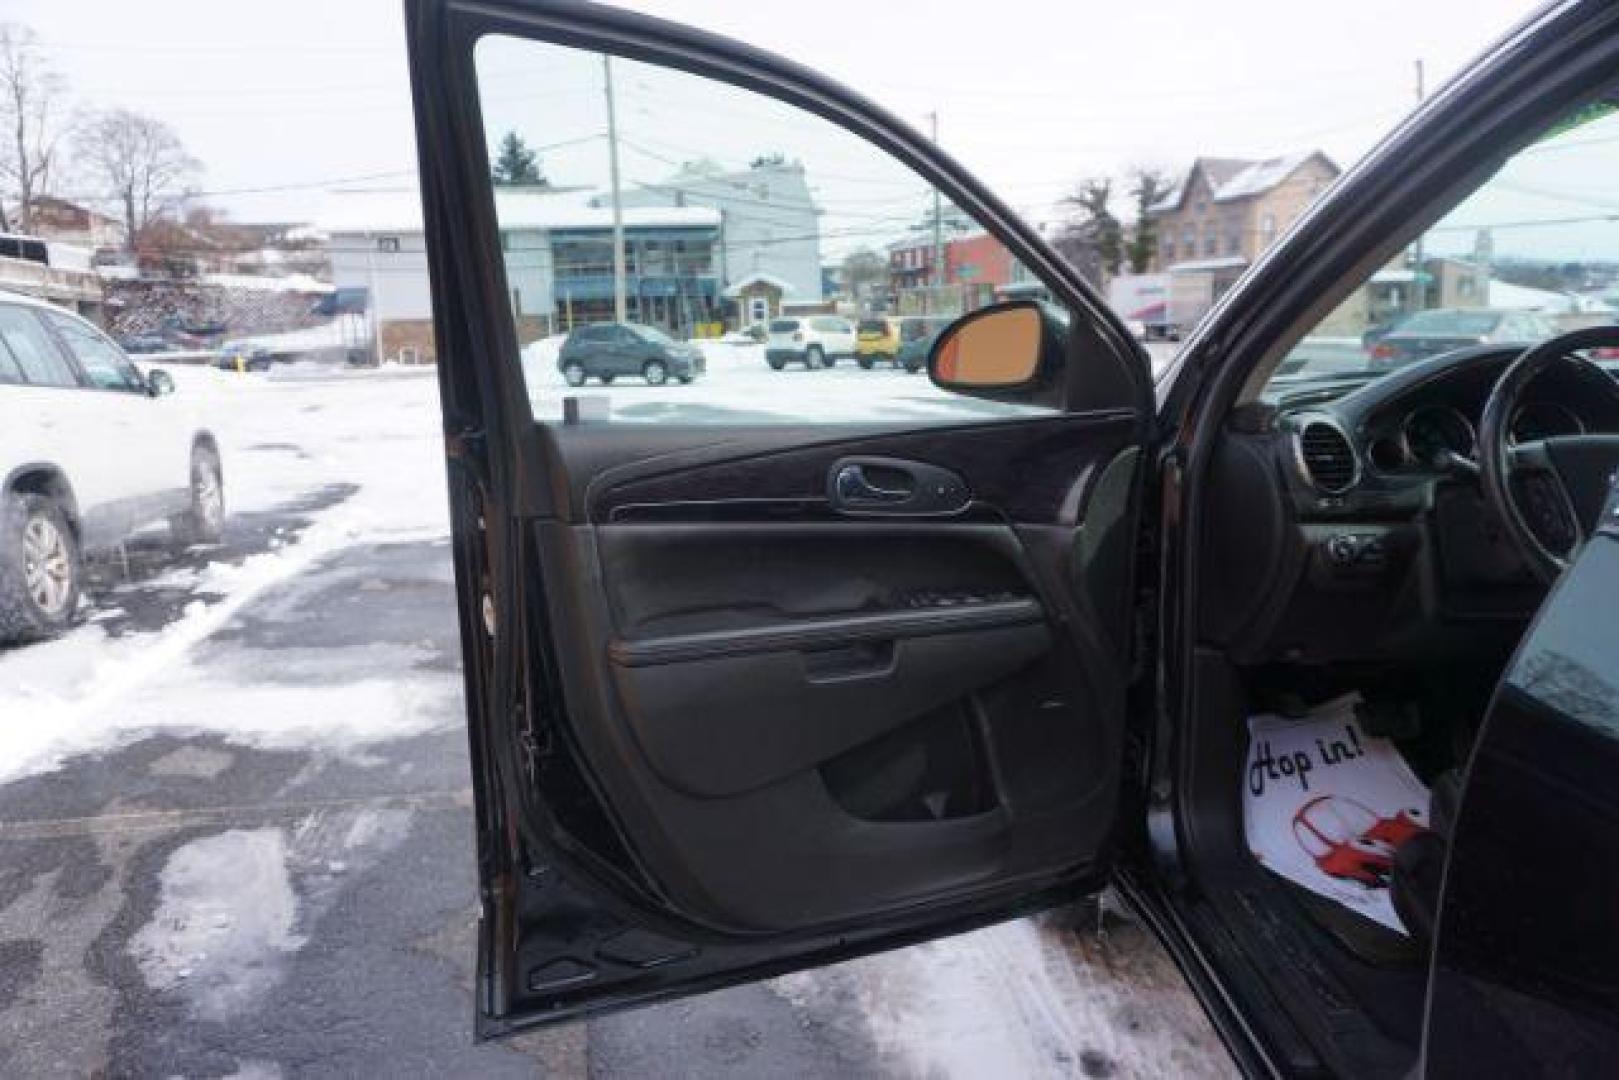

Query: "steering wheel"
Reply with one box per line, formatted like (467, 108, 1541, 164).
(1479, 326, 1619, 583)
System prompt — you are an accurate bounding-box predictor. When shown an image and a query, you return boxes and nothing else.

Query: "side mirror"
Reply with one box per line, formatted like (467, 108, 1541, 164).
(928, 300, 1068, 404)
(147, 368, 175, 396)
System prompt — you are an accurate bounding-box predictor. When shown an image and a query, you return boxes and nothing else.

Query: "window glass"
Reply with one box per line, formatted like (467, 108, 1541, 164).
(477, 36, 1057, 425)
(0, 337, 22, 384)
(1269, 100, 1619, 390)
(42, 311, 146, 392)
(0, 306, 77, 388)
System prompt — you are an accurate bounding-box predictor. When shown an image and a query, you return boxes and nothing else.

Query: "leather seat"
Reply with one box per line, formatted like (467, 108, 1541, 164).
(1390, 769, 1464, 945)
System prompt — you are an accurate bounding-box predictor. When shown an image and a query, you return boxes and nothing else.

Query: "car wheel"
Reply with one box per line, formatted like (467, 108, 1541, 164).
(563, 362, 587, 387)
(599, 374, 615, 385)
(677, 374, 693, 384)
(768, 358, 786, 371)
(857, 356, 875, 370)
(903, 362, 922, 374)
(171, 445, 225, 547)
(805, 346, 825, 370)
(643, 359, 669, 386)
(0, 492, 81, 642)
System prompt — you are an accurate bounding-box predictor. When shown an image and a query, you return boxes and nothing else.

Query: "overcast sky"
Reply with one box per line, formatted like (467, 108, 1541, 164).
(8, 0, 1544, 237)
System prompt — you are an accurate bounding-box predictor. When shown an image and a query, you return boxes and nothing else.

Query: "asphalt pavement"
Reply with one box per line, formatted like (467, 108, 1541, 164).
(0, 350, 1230, 1078)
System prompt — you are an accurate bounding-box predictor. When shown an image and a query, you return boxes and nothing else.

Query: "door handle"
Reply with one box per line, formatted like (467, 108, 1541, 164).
(827, 456, 971, 515)
(835, 464, 910, 502)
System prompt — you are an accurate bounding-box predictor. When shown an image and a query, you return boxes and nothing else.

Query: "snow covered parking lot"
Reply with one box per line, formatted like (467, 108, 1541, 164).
(0, 349, 1222, 1078)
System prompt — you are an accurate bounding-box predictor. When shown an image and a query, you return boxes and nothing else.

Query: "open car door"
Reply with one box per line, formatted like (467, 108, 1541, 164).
(403, 0, 1156, 1035)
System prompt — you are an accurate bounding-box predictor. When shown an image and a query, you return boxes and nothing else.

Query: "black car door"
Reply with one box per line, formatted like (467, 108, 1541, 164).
(1424, 497, 1619, 1074)
(405, 0, 1154, 1035)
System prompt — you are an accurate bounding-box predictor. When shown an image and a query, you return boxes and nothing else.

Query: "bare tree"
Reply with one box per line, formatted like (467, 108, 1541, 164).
(0, 23, 72, 233)
(1056, 177, 1123, 284)
(76, 109, 199, 250)
(839, 247, 887, 302)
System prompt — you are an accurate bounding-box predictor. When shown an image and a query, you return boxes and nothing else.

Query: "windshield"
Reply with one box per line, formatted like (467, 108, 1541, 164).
(631, 323, 677, 345)
(768, 319, 800, 333)
(1265, 101, 1619, 392)
(1389, 310, 1500, 336)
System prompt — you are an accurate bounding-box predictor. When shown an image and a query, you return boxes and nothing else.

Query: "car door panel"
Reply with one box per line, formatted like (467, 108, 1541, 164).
(524, 413, 1136, 936)
(405, 0, 1151, 1033)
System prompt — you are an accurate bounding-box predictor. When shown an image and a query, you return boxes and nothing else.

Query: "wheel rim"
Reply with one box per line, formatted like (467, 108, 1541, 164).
(195, 459, 224, 529)
(565, 365, 585, 385)
(645, 361, 667, 384)
(22, 513, 72, 615)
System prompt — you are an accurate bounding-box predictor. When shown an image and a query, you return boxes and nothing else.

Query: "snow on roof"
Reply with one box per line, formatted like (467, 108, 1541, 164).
(202, 272, 334, 293)
(1152, 152, 1332, 213)
(1169, 255, 1248, 272)
(1488, 279, 1575, 312)
(1214, 153, 1312, 202)
(721, 271, 796, 298)
(319, 187, 720, 235)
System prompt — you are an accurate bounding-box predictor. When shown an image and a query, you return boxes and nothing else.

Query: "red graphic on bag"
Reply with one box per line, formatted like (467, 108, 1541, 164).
(1291, 795, 1424, 888)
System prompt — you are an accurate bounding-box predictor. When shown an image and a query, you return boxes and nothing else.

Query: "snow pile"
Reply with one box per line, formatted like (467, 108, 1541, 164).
(0, 366, 454, 783)
(773, 908, 1231, 1078)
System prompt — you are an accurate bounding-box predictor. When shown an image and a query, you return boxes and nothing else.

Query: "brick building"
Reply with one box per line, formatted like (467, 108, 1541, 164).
(1148, 151, 1340, 329)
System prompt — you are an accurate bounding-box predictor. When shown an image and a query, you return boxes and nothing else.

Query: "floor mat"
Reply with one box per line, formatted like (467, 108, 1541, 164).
(1244, 695, 1430, 934)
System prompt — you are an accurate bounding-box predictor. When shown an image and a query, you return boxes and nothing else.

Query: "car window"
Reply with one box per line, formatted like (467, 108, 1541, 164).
(478, 36, 1057, 425)
(0, 335, 23, 384)
(41, 311, 147, 393)
(0, 306, 78, 388)
(1268, 101, 1619, 389)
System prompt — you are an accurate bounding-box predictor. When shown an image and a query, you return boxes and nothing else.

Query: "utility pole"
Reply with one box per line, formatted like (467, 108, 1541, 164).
(927, 111, 944, 314)
(603, 54, 628, 324)
(1410, 59, 1427, 315)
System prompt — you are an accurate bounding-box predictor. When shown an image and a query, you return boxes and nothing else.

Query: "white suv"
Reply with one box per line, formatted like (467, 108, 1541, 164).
(764, 315, 857, 370)
(0, 294, 223, 641)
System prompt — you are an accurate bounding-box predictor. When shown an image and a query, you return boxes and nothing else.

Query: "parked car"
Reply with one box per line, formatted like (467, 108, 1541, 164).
(0, 293, 222, 642)
(408, 3, 1619, 1074)
(216, 340, 277, 372)
(765, 315, 857, 369)
(117, 333, 180, 355)
(557, 321, 704, 386)
(854, 317, 902, 367)
(896, 316, 954, 373)
(1364, 307, 1557, 366)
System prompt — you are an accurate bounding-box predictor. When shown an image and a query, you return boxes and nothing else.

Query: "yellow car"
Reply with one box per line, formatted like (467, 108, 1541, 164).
(855, 317, 902, 367)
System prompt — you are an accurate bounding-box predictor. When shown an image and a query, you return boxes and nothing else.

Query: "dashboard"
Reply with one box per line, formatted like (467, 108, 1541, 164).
(1202, 345, 1619, 665)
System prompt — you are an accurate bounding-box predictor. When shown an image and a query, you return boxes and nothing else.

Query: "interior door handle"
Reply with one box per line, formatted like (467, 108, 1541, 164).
(835, 464, 909, 502)
(827, 456, 971, 515)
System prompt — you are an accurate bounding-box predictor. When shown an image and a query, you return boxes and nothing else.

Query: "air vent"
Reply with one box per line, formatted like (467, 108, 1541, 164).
(1295, 418, 1358, 493)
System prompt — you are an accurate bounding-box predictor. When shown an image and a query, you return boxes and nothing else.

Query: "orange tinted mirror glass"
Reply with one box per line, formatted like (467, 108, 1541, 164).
(933, 307, 1041, 388)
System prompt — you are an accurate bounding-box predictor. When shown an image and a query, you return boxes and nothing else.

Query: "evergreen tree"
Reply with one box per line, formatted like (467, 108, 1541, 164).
(491, 131, 547, 187)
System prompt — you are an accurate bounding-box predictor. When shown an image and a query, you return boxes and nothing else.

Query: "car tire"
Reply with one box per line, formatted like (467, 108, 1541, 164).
(563, 362, 587, 387)
(643, 359, 669, 386)
(0, 492, 81, 643)
(805, 346, 825, 370)
(171, 445, 226, 547)
(599, 374, 615, 385)
(857, 356, 875, 370)
(677, 374, 693, 384)
(768, 358, 786, 371)
(903, 362, 922, 374)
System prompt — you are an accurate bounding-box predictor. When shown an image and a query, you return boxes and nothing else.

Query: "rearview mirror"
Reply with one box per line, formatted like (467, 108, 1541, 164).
(928, 300, 1067, 402)
(147, 368, 175, 396)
